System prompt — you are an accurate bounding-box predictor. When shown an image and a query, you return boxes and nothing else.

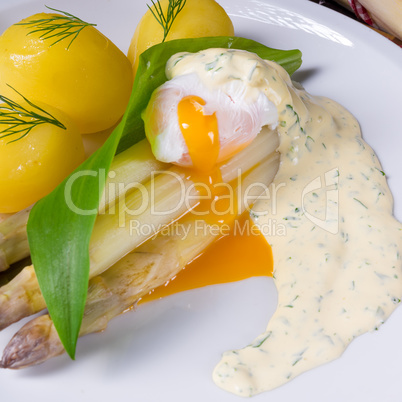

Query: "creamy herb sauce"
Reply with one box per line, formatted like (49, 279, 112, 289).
(168, 49, 402, 396)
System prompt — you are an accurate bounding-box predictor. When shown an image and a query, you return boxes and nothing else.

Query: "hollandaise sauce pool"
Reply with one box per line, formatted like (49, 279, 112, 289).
(160, 49, 402, 396)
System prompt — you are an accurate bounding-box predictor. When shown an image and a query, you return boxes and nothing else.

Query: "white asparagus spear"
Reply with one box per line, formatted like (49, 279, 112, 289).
(0, 207, 31, 272)
(0, 152, 279, 369)
(0, 214, 11, 223)
(0, 128, 279, 331)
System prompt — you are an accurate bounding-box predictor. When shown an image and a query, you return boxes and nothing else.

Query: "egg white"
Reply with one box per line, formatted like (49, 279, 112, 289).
(142, 72, 278, 167)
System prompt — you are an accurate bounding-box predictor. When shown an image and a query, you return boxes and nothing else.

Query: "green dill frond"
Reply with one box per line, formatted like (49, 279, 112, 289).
(15, 5, 96, 49)
(147, 0, 187, 43)
(0, 85, 66, 144)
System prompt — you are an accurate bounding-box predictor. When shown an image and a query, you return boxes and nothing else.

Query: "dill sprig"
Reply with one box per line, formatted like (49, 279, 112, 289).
(0, 85, 66, 144)
(147, 0, 187, 42)
(15, 5, 96, 49)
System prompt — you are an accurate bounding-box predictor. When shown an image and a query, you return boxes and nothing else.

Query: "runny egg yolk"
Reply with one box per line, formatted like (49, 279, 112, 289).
(177, 95, 220, 176)
(177, 95, 229, 218)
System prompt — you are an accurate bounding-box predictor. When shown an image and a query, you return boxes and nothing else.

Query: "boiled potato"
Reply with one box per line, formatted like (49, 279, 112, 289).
(0, 102, 85, 213)
(128, 0, 234, 75)
(0, 12, 133, 134)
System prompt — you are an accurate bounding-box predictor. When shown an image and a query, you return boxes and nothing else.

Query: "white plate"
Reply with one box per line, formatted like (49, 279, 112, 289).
(0, 0, 401, 401)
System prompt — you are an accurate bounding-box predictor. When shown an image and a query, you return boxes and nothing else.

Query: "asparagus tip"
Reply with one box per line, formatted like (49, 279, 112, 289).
(0, 315, 60, 369)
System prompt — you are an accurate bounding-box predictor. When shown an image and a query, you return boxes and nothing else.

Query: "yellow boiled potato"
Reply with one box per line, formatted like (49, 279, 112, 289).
(128, 0, 234, 74)
(0, 102, 85, 213)
(0, 12, 133, 134)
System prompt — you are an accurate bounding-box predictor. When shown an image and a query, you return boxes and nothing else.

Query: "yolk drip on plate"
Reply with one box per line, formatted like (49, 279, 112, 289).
(140, 214, 274, 303)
